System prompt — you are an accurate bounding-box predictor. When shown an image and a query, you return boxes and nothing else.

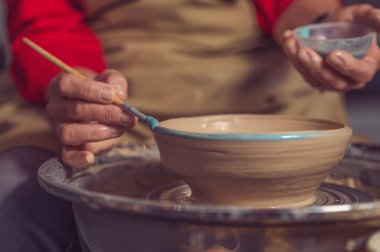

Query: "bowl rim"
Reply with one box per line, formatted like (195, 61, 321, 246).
(154, 114, 352, 141)
(294, 22, 375, 42)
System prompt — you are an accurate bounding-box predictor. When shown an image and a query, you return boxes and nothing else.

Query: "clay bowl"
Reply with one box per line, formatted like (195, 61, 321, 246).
(294, 22, 374, 58)
(153, 114, 352, 208)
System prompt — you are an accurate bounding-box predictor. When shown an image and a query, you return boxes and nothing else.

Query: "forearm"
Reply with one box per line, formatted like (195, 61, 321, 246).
(273, 0, 341, 44)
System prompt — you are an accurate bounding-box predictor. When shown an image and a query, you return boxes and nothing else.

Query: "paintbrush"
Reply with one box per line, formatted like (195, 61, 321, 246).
(22, 37, 159, 130)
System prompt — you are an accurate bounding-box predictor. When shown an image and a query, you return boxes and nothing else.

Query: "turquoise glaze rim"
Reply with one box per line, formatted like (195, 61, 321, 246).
(153, 114, 352, 141)
(154, 126, 331, 141)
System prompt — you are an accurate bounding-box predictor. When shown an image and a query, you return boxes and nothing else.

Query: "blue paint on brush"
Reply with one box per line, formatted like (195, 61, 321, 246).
(119, 102, 159, 130)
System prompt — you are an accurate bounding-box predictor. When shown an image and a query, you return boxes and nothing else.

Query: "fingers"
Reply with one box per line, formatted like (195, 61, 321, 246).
(283, 31, 331, 90)
(299, 48, 356, 91)
(50, 69, 128, 103)
(47, 97, 136, 127)
(57, 123, 125, 146)
(350, 4, 380, 27)
(51, 74, 119, 103)
(283, 30, 377, 91)
(335, 4, 380, 32)
(82, 138, 124, 154)
(326, 50, 377, 84)
(58, 122, 123, 168)
(368, 8, 380, 31)
(61, 147, 95, 169)
(61, 138, 123, 169)
(95, 69, 128, 99)
(46, 69, 133, 169)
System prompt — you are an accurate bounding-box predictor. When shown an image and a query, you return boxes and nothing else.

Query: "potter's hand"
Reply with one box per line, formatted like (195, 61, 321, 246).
(46, 69, 136, 168)
(283, 4, 380, 91)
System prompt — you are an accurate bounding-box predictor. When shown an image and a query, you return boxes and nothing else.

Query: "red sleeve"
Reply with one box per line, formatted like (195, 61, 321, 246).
(252, 0, 295, 35)
(6, 0, 106, 105)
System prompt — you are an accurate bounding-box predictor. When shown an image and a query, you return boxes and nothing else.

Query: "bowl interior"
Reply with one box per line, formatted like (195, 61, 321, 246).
(295, 22, 373, 41)
(157, 114, 345, 135)
(294, 22, 373, 58)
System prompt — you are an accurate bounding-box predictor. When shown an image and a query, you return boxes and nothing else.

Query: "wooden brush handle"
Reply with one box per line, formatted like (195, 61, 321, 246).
(22, 37, 86, 79)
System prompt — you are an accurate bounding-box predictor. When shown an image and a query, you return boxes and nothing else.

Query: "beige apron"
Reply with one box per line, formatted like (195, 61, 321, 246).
(85, 0, 347, 140)
(0, 0, 348, 151)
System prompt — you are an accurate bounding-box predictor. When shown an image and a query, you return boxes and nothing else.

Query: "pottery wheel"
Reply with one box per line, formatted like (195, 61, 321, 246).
(146, 182, 373, 206)
(314, 183, 373, 206)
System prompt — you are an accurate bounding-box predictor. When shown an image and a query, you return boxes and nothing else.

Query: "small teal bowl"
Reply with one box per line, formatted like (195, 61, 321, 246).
(295, 22, 374, 58)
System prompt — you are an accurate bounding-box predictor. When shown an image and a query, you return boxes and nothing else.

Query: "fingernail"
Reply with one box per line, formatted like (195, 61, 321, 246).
(99, 126, 123, 137)
(120, 113, 134, 126)
(286, 40, 297, 55)
(113, 83, 126, 99)
(329, 52, 345, 67)
(305, 51, 322, 68)
(283, 30, 293, 38)
(306, 50, 321, 63)
(100, 87, 115, 102)
(80, 153, 94, 167)
(298, 50, 310, 63)
(108, 126, 124, 136)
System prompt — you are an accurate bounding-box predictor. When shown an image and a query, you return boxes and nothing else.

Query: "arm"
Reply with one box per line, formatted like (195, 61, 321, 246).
(6, 0, 136, 168)
(252, 0, 295, 36)
(6, 0, 106, 104)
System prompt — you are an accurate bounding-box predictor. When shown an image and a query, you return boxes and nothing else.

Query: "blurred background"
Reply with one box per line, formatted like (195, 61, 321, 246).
(0, 0, 379, 142)
(0, 1, 7, 71)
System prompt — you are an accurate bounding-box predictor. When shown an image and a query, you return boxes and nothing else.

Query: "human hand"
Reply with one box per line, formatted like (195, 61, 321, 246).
(283, 4, 380, 91)
(46, 69, 137, 168)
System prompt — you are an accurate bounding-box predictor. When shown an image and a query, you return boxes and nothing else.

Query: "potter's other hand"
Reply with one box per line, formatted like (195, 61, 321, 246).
(46, 69, 137, 169)
(283, 4, 380, 91)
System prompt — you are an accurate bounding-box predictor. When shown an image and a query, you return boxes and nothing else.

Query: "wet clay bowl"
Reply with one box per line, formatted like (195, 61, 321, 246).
(153, 114, 352, 208)
(294, 22, 374, 58)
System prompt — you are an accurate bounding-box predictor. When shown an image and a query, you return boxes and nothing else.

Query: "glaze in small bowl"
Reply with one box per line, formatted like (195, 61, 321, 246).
(294, 22, 374, 58)
(153, 114, 352, 208)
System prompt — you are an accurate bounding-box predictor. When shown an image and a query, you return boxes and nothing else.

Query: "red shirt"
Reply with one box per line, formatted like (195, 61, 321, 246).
(6, 0, 294, 105)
